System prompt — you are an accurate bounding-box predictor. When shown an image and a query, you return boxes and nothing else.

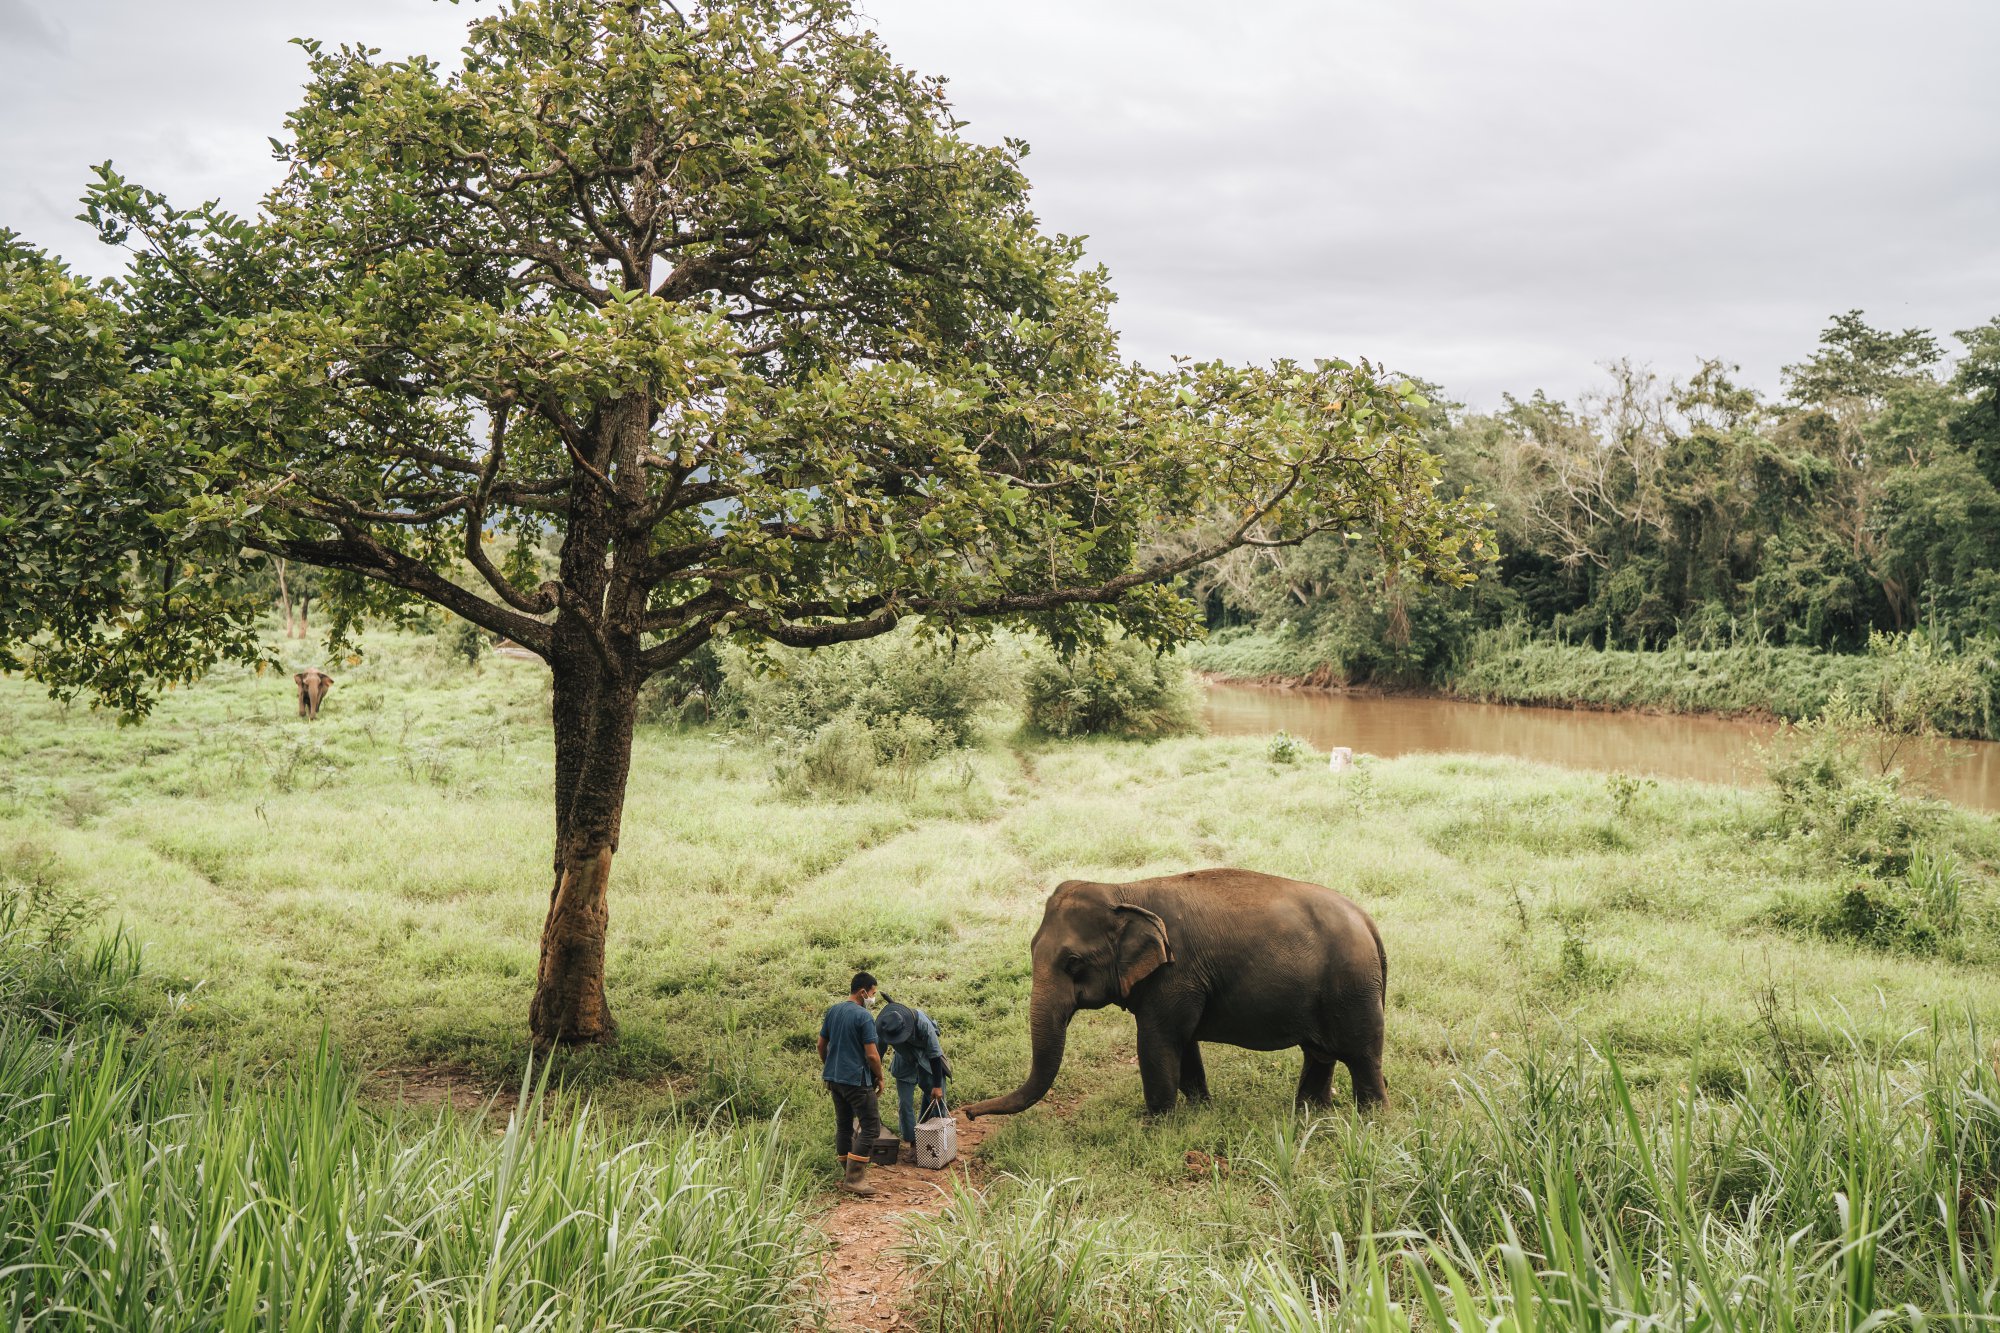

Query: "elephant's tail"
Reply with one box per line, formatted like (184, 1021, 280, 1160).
(1370, 920, 1387, 997)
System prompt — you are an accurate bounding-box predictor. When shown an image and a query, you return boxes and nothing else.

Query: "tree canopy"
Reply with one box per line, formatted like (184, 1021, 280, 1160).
(1195, 311, 2000, 675)
(3, 0, 1482, 708)
(0, 0, 1486, 1046)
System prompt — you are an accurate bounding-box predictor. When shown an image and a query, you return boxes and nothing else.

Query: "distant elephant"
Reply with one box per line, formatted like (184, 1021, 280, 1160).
(294, 669, 334, 720)
(964, 868, 1386, 1119)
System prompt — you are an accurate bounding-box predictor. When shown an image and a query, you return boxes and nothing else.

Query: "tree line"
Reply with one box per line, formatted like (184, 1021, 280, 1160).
(1191, 312, 2000, 680)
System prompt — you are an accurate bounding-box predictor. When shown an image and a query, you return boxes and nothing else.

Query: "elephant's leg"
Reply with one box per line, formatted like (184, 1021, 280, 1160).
(1332, 998, 1387, 1111)
(1295, 1054, 1337, 1110)
(1344, 1054, 1387, 1110)
(1134, 1019, 1184, 1116)
(1179, 1041, 1210, 1103)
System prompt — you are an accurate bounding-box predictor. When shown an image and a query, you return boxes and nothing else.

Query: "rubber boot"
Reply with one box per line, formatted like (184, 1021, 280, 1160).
(841, 1153, 876, 1196)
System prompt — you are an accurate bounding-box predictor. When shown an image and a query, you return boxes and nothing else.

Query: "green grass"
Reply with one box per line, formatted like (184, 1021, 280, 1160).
(4, 625, 2000, 1326)
(0, 922, 817, 1331)
(1451, 631, 2000, 737)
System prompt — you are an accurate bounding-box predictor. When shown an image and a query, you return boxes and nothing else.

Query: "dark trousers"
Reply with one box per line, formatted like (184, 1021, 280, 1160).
(827, 1080, 881, 1158)
(895, 1078, 947, 1143)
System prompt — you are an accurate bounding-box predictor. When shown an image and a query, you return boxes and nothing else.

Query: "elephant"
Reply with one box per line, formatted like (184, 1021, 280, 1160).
(294, 669, 334, 720)
(964, 868, 1387, 1119)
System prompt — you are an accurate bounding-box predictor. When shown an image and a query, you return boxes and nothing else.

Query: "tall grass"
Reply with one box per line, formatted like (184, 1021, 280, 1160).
(1190, 625, 2000, 740)
(907, 1027, 2000, 1329)
(1450, 629, 2000, 740)
(0, 908, 819, 1332)
(1181, 627, 1344, 685)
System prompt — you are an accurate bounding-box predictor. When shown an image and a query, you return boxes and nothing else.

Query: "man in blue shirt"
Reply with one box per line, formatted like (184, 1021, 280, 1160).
(818, 971, 886, 1195)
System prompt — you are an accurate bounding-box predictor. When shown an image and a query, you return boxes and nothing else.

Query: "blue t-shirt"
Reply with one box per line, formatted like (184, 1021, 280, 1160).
(819, 1001, 879, 1086)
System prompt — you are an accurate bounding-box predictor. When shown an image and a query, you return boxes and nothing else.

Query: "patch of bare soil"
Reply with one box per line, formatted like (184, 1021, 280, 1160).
(369, 1064, 518, 1118)
(813, 1112, 994, 1333)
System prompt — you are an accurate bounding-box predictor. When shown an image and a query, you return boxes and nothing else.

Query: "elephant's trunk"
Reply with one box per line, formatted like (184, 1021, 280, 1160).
(964, 974, 1073, 1118)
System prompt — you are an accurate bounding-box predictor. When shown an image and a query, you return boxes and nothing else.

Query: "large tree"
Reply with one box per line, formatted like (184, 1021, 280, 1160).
(0, 0, 1485, 1049)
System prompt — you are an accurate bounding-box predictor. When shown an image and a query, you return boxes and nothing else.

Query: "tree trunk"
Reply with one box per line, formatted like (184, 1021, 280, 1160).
(528, 643, 639, 1050)
(275, 558, 294, 636)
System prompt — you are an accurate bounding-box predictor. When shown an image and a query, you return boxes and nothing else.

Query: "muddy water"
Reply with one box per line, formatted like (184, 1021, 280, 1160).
(1202, 681, 2000, 814)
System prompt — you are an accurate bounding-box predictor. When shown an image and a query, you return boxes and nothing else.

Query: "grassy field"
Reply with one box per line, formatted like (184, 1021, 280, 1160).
(4, 628, 1999, 1327)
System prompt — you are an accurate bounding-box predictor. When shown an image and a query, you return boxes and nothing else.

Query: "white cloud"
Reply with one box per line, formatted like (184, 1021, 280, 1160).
(4, 0, 1994, 407)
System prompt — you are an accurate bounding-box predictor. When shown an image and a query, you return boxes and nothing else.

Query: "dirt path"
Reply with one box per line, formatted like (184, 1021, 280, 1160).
(813, 1111, 995, 1332)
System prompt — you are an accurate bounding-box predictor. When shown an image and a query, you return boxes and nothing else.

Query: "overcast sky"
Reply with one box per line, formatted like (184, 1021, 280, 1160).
(4, 0, 1996, 409)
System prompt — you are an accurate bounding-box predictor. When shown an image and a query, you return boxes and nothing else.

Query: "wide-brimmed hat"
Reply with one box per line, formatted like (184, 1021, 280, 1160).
(875, 1000, 917, 1045)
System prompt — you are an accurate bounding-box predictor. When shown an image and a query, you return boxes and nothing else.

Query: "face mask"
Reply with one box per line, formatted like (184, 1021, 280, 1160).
(866, 993, 881, 1008)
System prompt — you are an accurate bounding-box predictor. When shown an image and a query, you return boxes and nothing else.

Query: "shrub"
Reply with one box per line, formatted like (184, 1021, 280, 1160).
(446, 619, 487, 668)
(0, 850, 140, 1033)
(1022, 638, 1204, 740)
(1549, 916, 1624, 995)
(1267, 731, 1311, 764)
(723, 630, 1017, 748)
(1770, 842, 1983, 956)
(774, 714, 880, 799)
(1868, 630, 2000, 737)
(771, 710, 960, 800)
(1763, 691, 1939, 875)
(1603, 771, 1655, 819)
(637, 642, 725, 725)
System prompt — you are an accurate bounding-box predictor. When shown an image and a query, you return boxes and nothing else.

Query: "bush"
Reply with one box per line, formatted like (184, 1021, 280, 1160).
(1868, 630, 2000, 737)
(420, 614, 488, 671)
(773, 715, 880, 799)
(1022, 638, 1204, 740)
(637, 642, 726, 725)
(1763, 691, 1939, 875)
(771, 712, 957, 800)
(723, 630, 1017, 748)
(446, 619, 487, 668)
(1759, 693, 1993, 954)
(1267, 731, 1312, 764)
(0, 847, 141, 1033)
(1770, 841, 1984, 956)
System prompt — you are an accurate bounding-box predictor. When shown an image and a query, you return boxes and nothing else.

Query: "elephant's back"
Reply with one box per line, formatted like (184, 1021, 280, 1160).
(1149, 866, 1374, 924)
(1149, 867, 1384, 988)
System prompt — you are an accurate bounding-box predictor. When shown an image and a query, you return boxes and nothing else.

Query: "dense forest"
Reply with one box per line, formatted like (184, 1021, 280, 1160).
(1187, 311, 2000, 686)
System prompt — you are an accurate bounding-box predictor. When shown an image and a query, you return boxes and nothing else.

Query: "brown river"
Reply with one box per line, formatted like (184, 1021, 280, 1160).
(1202, 681, 2000, 815)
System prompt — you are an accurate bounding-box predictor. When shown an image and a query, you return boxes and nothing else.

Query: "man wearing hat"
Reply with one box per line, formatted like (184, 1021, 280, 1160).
(874, 996, 949, 1160)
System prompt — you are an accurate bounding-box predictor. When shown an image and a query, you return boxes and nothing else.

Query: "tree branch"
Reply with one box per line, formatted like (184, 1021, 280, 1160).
(244, 531, 555, 655)
(464, 401, 559, 615)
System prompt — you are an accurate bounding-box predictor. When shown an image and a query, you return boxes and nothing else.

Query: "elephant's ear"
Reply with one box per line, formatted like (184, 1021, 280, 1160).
(1112, 904, 1174, 998)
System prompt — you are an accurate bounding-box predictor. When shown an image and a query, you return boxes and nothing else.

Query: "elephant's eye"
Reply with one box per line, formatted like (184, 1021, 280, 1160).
(1058, 953, 1083, 976)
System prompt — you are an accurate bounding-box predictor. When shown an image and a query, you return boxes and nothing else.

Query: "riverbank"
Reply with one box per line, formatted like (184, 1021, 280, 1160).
(1184, 627, 2000, 740)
